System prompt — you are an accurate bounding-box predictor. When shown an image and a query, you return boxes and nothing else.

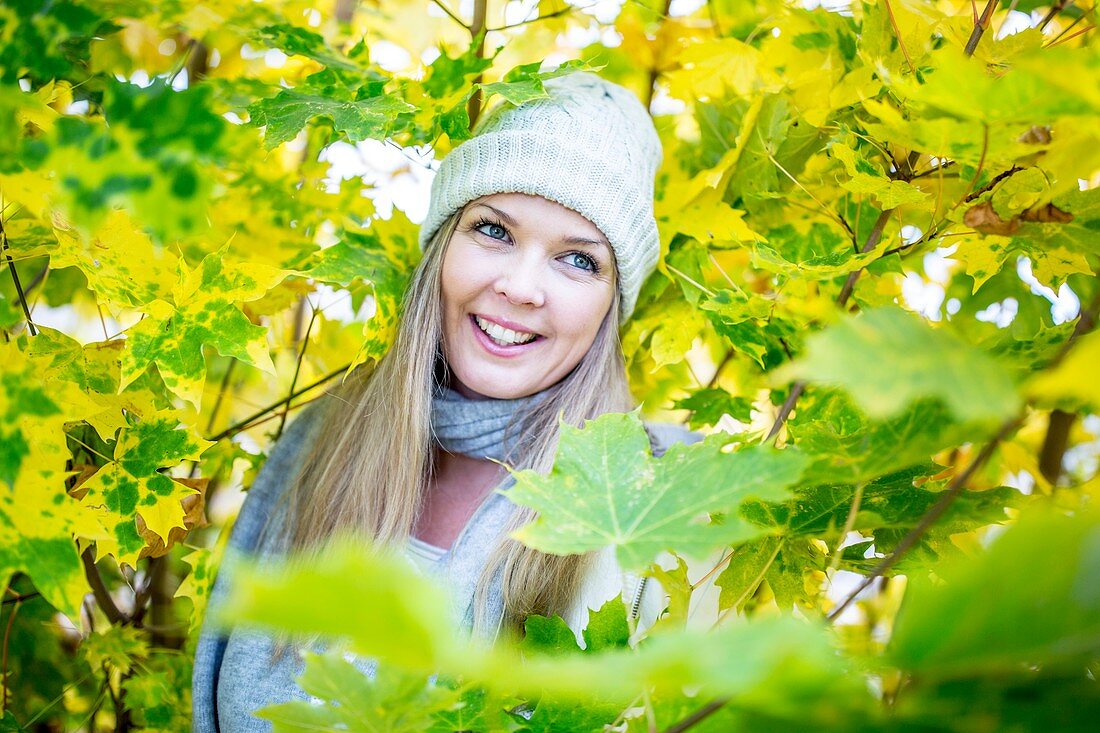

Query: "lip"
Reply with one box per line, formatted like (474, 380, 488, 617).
(468, 314, 543, 357)
(474, 313, 541, 335)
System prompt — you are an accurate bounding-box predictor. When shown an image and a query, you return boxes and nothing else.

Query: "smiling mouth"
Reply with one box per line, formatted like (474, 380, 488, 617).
(472, 315, 541, 347)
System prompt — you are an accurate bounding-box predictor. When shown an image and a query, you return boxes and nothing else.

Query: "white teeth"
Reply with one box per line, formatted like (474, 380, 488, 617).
(475, 316, 537, 346)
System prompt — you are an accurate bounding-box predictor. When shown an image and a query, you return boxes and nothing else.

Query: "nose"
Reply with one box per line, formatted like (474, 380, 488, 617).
(492, 253, 545, 307)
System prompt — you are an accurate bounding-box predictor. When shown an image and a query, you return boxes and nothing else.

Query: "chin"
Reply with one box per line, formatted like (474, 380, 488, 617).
(448, 366, 556, 401)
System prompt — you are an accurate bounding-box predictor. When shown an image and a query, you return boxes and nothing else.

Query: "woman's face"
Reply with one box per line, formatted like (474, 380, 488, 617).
(440, 193, 616, 400)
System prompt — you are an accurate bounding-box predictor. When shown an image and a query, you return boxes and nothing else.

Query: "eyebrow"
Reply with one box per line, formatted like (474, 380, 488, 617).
(473, 203, 611, 251)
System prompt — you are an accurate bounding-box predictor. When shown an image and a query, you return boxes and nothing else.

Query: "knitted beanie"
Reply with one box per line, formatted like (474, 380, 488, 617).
(418, 71, 663, 320)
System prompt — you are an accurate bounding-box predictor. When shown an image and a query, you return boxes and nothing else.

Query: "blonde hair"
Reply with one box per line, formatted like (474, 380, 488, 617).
(280, 205, 635, 637)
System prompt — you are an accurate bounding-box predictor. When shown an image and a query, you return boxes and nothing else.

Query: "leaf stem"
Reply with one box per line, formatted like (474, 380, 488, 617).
(883, 0, 917, 74)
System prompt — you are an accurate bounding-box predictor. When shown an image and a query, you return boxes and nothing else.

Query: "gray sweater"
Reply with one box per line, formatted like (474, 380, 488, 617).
(191, 407, 698, 732)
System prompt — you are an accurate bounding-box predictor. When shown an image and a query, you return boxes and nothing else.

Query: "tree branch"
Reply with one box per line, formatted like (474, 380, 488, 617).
(1038, 409, 1075, 485)
(826, 414, 1022, 622)
(662, 696, 729, 733)
(466, 0, 488, 128)
(486, 4, 573, 32)
(964, 0, 999, 56)
(81, 547, 127, 626)
(1039, 0, 1074, 31)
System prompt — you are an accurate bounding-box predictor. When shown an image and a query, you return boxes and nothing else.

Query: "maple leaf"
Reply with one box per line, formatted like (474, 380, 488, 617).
(77, 411, 212, 567)
(120, 246, 284, 409)
(506, 412, 808, 570)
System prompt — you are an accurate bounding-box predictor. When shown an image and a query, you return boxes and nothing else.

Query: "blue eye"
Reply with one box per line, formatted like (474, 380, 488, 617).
(564, 252, 598, 273)
(475, 220, 509, 241)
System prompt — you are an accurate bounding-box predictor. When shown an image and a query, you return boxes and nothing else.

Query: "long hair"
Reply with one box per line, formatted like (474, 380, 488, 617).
(279, 205, 635, 638)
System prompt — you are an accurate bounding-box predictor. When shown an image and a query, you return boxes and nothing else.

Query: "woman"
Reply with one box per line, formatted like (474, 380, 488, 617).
(192, 71, 699, 732)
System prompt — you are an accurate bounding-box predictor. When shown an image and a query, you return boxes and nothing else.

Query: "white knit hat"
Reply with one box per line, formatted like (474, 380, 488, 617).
(419, 72, 663, 320)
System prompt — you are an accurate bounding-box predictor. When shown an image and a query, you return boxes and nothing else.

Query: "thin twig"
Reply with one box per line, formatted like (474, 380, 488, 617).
(1045, 11, 1087, 45)
(962, 165, 1023, 203)
(1044, 23, 1095, 47)
(1, 214, 37, 336)
(994, 0, 1021, 39)
(662, 697, 729, 733)
(466, 0, 489, 128)
(486, 4, 573, 32)
(430, 0, 469, 31)
(964, 0, 999, 56)
(205, 358, 237, 436)
(962, 123, 989, 201)
(765, 142, 855, 240)
(1039, 0, 1074, 31)
(765, 381, 804, 442)
(205, 366, 347, 442)
(2, 591, 40, 605)
(276, 303, 318, 440)
(645, 0, 675, 112)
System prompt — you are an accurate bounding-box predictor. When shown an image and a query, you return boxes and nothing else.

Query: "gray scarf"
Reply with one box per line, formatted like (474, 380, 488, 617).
(430, 385, 549, 461)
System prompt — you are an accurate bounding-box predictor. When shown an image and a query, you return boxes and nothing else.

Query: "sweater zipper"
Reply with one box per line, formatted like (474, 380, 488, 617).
(628, 575, 647, 621)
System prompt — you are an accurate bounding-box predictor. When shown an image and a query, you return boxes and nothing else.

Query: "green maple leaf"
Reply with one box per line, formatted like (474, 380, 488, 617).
(779, 307, 1021, 423)
(506, 412, 808, 570)
(674, 387, 753, 430)
(254, 24, 369, 72)
(120, 247, 284, 408)
(719, 466, 1020, 612)
(479, 58, 594, 107)
(248, 66, 414, 149)
(79, 411, 212, 567)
